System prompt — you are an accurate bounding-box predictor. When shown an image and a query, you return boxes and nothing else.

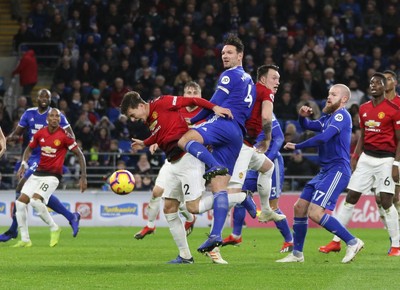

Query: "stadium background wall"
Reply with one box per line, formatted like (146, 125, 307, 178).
(0, 191, 384, 228)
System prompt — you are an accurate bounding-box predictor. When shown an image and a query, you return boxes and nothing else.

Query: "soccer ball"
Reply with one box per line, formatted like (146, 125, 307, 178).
(109, 170, 135, 195)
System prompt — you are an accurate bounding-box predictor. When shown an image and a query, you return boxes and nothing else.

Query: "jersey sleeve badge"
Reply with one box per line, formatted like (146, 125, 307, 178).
(334, 113, 343, 122)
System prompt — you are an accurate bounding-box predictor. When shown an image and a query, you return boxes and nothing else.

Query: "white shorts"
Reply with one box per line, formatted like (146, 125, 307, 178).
(21, 174, 60, 204)
(161, 153, 205, 203)
(154, 159, 170, 189)
(228, 143, 268, 189)
(347, 153, 395, 195)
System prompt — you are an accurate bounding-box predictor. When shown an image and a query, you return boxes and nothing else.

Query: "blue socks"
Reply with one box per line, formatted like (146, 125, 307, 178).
(274, 208, 293, 242)
(319, 213, 355, 244)
(47, 195, 74, 222)
(293, 217, 308, 252)
(185, 140, 219, 168)
(210, 191, 229, 237)
(232, 205, 246, 236)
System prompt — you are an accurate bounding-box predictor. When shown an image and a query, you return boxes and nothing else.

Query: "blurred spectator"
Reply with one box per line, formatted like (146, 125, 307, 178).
(136, 153, 151, 175)
(109, 78, 130, 108)
(89, 88, 107, 116)
(53, 56, 76, 88)
(275, 92, 298, 123)
(12, 96, 28, 121)
(49, 13, 66, 42)
(13, 21, 37, 53)
(382, 4, 400, 35)
(285, 149, 320, 190)
(294, 70, 324, 100)
(133, 173, 143, 191)
(173, 71, 192, 96)
(28, 1, 50, 38)
(0, 99, 12, 135)
(76, 61, 97, 87)
(113, 114, 131, 140)
(12, 49, 38, 101)
(361, 1, 381, 34)
(321, 67, 336, 94)
(141, 174, 154, 191)
(75, 122, 94, 152)
(346, 78, 365, 109)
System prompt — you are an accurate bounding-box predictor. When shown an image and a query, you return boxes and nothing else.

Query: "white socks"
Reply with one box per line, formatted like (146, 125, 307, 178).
(164, 212, 191, 259)
(179, 203, 194, 222)
(30, 198, 58, 231)
(15, 200, 30, 242)
(257, 166, 274, 212)
(385, 205, 400, 247)
(332, 202, 355, 242)
(146, 196, 161, 228)
(198, 191, 246, 213)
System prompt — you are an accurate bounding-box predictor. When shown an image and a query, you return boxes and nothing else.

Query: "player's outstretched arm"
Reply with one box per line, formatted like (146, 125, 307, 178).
(18, 146, 33, 178)
(212, 105, 233, 119)
(131, 138, 146, 151)
(72, 147, 87, 193)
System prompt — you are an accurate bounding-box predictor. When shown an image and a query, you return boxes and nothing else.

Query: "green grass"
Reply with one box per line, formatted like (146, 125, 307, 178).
(0, 226, 397, 290)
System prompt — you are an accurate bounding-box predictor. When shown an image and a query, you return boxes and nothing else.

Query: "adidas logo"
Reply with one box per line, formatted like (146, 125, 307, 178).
(40, 138, 45, 142)
(201, 127, 207, 131)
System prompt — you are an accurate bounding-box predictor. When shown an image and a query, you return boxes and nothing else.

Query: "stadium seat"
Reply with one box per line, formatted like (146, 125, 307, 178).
(118, 140, 131, 152)
(107, 108, 121, 123)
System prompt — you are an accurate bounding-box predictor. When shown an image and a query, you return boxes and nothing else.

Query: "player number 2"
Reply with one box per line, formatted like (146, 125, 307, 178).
(183, 184, 190, 195)
(244, 84, 253, 108)
(39, 182, 49, 192)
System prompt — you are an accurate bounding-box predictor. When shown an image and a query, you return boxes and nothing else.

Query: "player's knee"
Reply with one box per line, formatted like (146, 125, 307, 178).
(163, 199, 179, 214)
(293, 201, 307, 217)
(345, 190, 361, 204)
(185, 201, 199, 214)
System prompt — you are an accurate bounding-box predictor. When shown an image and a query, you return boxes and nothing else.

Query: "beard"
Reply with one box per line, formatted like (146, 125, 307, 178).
(323, 100, 341, 114)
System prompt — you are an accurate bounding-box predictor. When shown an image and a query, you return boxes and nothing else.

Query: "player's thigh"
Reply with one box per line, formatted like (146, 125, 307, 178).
(154, 160, 172, 190)
(248, 149, 268, 172)
(311, 170, 350, 211)
(21, 175, 59, 204)
(347, 153, 382, 194)
(196, 118, 243, 174)
(374, 157, 396, 195)
(163, 154, 205, 203)
(229, 144, 253, 189)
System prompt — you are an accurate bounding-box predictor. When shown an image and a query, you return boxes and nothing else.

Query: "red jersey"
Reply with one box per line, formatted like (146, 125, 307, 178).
(180, 106, 203, 125)
(244, 82, 274, 144)
(389, 94, 400, 107)
(359, 99, 400, 155)
(29, 126, 77, 176)
(143, 96, 214, 161)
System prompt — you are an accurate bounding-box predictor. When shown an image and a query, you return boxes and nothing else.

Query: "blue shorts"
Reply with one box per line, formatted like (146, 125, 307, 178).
(14, 155, 40, 179)
(300, 168, 350, 211)
(194, 117, 243, 175)
(243, 154, 284, 200)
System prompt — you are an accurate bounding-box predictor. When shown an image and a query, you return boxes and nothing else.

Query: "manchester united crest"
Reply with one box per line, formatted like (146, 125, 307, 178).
(378, 112, 385, 119)
(54, 139, 61, 146)
(152, 111, 158, 119)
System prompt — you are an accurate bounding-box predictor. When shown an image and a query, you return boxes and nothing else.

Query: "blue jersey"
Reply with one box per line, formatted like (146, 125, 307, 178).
(19, 107, 70, 157)
(296, 108, 352, 175)
(191, 66, 255, 135)
(243, 116, 285, 199)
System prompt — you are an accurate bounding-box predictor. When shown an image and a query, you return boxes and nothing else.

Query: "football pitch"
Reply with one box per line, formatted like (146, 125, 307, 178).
(0, 226, 397, 290)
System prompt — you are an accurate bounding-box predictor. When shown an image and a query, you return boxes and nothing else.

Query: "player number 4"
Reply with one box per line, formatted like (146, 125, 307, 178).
(244, 84, 253, 108)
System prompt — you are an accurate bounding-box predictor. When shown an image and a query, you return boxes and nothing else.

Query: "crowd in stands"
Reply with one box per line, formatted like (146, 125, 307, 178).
(2, 0, 400, 190)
